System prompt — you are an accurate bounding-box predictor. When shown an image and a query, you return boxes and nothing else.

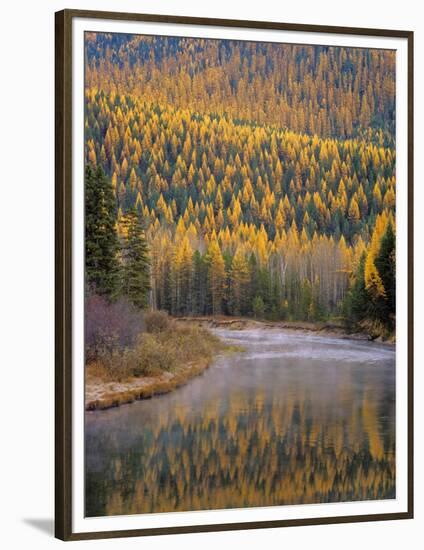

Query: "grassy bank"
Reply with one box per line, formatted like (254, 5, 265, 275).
(85, 311, 232, 411)
(175, 315, 395, 343)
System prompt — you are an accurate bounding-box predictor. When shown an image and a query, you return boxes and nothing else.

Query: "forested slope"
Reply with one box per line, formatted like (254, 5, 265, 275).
(84, 34, 396, 330)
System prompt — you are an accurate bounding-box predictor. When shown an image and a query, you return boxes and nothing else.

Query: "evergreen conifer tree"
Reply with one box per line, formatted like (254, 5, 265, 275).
(375, 222, 396, 326)
(346, 253, 368, 325)
(121, 209, 151, 309)
(85, 164, 119, 297)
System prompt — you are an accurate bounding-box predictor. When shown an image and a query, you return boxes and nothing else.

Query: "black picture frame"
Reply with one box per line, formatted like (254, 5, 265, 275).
(55, 9, 414, 541)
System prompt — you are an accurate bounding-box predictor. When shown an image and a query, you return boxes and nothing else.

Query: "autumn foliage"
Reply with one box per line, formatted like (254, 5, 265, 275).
(84, 34, 396, 328)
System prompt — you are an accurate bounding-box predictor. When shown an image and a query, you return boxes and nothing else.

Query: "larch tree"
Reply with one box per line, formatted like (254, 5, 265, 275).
(206, 239, 226, 315)
(230, 248, 250, 316)
(173, 236, 193, 314)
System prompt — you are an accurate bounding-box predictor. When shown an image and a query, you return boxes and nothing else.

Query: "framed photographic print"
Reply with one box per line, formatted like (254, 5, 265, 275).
(55, 9, 413, 541)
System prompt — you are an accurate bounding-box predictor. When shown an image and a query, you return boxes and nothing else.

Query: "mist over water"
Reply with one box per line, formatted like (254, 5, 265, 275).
(85, 329, 395, 517)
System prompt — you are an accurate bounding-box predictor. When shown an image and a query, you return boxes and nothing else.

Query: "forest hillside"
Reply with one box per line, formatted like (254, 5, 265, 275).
(84, 34, 396, 332)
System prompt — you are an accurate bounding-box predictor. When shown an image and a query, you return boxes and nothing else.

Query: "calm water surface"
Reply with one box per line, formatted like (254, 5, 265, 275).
(85, 329, 395, 517)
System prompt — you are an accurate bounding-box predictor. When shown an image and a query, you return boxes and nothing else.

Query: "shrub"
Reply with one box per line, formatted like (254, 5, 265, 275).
(94, 332, 177, 380)
(144, 310, 171, 333)
(156, 324, 222, 364)
(97, 348, 138, 381)
(87, 310, 225, 382)
(85, 294, 145, 361)
(133, 334, 176, 375)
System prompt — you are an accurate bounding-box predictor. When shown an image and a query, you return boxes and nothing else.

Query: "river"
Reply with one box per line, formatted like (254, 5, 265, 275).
(85, 328, 396, 517)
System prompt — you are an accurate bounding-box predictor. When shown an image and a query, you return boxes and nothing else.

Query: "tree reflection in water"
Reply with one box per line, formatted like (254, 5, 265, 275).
(86, 332, 395, 517)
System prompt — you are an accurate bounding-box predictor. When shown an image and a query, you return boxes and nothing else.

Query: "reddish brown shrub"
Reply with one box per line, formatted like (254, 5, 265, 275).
(85, 294, 145, 361)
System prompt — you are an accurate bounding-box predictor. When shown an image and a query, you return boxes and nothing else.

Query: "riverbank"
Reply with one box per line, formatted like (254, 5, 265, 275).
(175, 316, 395, 344)
(86, 357, 212, 410)
(86, 316, 237, 411)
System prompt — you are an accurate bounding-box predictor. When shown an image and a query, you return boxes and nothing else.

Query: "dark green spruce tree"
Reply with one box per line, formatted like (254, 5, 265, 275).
(121, 209, 151, 309)
(344, 252, 368, 327)
(85, 164, 119, 297)
(374, 222, 396, 328)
